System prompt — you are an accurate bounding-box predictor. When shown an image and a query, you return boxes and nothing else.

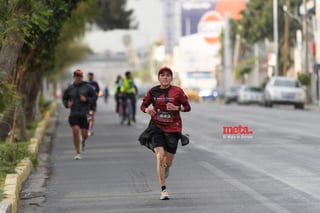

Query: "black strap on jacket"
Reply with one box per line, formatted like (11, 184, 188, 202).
(150, 85, 170, 106)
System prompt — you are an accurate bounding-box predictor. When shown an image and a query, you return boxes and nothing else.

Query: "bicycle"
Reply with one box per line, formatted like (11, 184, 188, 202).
(120, 95, 133, 126)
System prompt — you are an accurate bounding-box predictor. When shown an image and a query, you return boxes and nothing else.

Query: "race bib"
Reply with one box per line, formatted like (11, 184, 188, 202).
(156, 111, 173, 123)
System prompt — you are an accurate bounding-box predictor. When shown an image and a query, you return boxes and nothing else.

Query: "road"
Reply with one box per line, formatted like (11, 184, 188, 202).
(18, 97, 320, 213)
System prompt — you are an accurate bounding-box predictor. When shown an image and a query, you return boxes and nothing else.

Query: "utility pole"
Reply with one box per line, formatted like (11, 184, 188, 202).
(303, 0, 308, 73)
(273, 0, 279, 76)
(224, 13, 232, 90)
(316, 0, 320, 105)
(283, 0, 290, 76)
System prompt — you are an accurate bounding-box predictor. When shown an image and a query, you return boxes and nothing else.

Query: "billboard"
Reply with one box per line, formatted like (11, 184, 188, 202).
(180, 0, 246, 44)
(175, 0, 246, 90)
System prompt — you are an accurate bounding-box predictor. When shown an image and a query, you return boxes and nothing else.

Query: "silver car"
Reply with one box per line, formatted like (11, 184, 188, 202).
(263, 76, 306, 109)
(237, 85, 263, 105)
(225, 85, 241, 104)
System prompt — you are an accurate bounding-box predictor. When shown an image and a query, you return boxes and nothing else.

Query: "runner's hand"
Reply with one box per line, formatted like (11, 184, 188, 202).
(166, 103, 178, 111)
(80, 95, 87, 102)
(67, 100, 73, 108)
(145, 107, 156, 116)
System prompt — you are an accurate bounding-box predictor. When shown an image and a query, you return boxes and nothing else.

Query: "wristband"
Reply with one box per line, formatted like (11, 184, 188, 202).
(178, 106, 181, 111)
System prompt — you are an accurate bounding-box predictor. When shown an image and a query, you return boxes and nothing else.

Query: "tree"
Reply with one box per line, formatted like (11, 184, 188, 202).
(94, 0, 137, 30)
(234, 57, 257, 84)
(235, 0, 302, 75)
(0, 0, 88, 141)
(0, 0, 135, 141)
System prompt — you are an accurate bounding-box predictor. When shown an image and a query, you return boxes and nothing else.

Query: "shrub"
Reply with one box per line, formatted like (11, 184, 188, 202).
(297, 72, 311, 86)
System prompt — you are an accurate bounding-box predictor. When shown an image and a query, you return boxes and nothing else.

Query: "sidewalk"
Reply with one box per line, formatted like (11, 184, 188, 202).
(0, 102, 57, 213)
(306, 103, 320, 111)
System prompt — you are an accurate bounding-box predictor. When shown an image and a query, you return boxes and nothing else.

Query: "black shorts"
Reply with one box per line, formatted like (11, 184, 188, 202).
(68, 115, 89, 129)
(152, 130, 180, 154)
(90, 102, 97, 112)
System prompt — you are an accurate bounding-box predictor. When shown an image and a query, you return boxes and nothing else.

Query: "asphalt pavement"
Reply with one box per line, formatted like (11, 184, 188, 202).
(18, 98, 320, 213)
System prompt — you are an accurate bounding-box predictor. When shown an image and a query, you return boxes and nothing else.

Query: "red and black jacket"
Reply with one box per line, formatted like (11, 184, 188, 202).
(140, 85, 191, 133)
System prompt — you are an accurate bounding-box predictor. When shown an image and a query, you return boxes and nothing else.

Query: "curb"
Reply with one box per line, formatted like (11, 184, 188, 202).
(0, 101, 57, 213)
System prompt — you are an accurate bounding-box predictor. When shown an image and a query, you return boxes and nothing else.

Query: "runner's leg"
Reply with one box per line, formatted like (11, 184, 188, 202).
(165, 152, 175, 168)
(154, 147, 166, 187)
(71, 125, 81, 154)
(81, 128, 88, 142)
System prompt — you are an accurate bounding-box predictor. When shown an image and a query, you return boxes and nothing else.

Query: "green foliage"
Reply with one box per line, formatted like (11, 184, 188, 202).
(0, 142, 31, 180)
(238, 0, 302, 44)
(94, 0, 136, 31)
(0, 82, 20, 113)
(297, 72, 311, 86)
(53, 0, 97, 78)
(234, 57, 257, 80)
(227, 0, 302, 76)
(0, 188, 4, 201)
(0, 0, 53, 46)
(0, 142, 36, 200)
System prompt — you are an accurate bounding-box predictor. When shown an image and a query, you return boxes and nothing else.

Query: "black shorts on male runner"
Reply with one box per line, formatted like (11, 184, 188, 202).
(152, 130, 180, 154)
(68, 115, 89, 129)
(90, 103, 97, 112)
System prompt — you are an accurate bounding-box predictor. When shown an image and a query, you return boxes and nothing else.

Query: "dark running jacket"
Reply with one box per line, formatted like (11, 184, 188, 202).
(62, 81, 97, 116)
(140, 85, 191, 133)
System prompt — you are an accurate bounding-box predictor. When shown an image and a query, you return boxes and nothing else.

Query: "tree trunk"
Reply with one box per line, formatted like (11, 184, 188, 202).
(24, 71, 43, 121)
(17, 103, 28, 141)
(0, 30, 24, 82)
(0, 111, 14, 141)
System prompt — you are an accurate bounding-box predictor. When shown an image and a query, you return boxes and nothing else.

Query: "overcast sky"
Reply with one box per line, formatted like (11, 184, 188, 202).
(83, 0, 164, 53)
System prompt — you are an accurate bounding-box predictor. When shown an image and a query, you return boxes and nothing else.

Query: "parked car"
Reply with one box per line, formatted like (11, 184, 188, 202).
(225, 85, 241, 104)
(199, 87, 225, 101)
(237, 85, 263, 105)
(263, 76, 306, 109)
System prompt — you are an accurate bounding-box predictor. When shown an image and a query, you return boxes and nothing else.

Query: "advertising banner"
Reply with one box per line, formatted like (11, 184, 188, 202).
(180, 0, 246, 45)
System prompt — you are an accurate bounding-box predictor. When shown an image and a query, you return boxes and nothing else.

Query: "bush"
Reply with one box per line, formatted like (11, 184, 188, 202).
(0, 142, 37, 200)
(0, 143, 29, 173)
(297, 72, 311, 86)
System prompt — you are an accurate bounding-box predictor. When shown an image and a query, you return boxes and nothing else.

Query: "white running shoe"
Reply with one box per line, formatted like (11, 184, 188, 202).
(160, 190, 170, 200)
(74, 154, 82, 160)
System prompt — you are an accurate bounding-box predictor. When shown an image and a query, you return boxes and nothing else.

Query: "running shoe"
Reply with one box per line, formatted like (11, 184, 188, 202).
(160, 190, 169, 200)
(74, 154, 82, 160)
(82, 140, 86, 151)
(165, 167, 170, 179)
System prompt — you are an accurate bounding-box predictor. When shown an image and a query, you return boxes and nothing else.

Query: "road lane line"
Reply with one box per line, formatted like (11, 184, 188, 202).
(195, 142, 320, 202)
(200, 161, 293, 213)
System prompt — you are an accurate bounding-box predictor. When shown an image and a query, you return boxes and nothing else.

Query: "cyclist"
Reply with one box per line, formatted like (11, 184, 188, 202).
(87, 72, 100, 136)
(140, 66, 191, 200)
(114, 75, 123, 113)
(62, 69, 97, 159)
(120, 71, 138, 124)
